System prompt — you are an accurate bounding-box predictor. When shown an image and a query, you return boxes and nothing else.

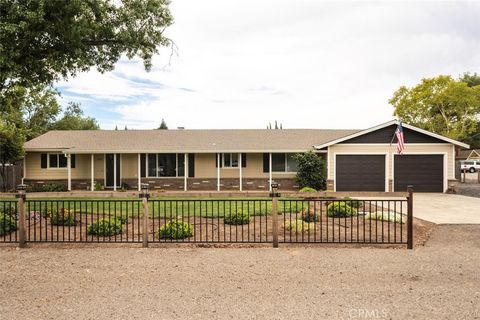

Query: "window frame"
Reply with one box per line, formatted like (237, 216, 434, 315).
(222, 153, 239, 168)
(271, 153, 299, 173)
(47, 153, 68, 169)
(146, 153, 185, 178)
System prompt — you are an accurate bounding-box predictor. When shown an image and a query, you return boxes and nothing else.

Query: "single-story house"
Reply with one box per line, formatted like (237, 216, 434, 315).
(456, 149, 480, 161)
(22, 120, 469, 193)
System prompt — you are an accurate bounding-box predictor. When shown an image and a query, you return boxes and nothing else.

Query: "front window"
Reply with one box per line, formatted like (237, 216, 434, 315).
(223, 153, 239, 168)
(147, 153, 184, 177)
(48, 154, 67, 168)
(272, 153, 298, 172)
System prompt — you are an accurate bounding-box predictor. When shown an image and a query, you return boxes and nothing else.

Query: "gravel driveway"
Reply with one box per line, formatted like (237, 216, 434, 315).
(1, 225, 479, 320)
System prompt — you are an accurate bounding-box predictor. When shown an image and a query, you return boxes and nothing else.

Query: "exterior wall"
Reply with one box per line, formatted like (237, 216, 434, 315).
(327, 144, 455, 191)
(25, 152, 91, 180)
(24, 152, 298, 190)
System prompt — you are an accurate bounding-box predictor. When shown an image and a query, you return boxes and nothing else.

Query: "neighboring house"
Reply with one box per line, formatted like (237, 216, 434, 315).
(22, 120, 469, 193)
(456, 149, 480, 160)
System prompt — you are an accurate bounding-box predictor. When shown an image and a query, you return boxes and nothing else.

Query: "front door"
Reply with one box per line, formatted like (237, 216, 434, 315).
(105, 154, 121, 188)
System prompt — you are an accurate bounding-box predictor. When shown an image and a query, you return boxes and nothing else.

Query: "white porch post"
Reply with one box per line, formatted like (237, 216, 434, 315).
(217, 153, 220, 191)
(67, 154, 72, 191)
(239, 152, 242, 191)
(22, 155, 26, 184)
(90, 154, 94, 191)
(113, 153, 117, 191)
(184, 153, 188, 191)
(269, 152, 272, 191)
(137, 153, 141, 191)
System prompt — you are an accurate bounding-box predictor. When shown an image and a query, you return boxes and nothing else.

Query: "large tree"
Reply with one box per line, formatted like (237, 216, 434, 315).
(0, 120, 25, 192)
(0, 0, 173, 89)
(52, 103, 99, 130)
(389, 75, 480, 142)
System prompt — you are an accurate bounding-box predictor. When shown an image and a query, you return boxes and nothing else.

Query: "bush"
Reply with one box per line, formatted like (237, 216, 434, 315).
(344, 197, 363, 209)
(94, 182, 103, 191)
(365, 212, 404, 224)
(283, 219, 314, 234)
(157, 221, 193, 239)
(301, 209, 320, 222)
(113, 215, 128, 225)
(88, 219, 123, 236)
(299, 187, 317, 193)
(294, 151, 326, 191)
(0, 204, 16, 216)
(0, 213, 17, 236)
(327, 202, 357, 217)
(224, 211, 251, 225)
(41, 183, 66, 192)
(51, 208, 76, 226)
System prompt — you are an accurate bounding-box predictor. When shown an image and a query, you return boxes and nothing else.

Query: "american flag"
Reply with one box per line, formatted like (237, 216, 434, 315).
(395, 123, 405, 154)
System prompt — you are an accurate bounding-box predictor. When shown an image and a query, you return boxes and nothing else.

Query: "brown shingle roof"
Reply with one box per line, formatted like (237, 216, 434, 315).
(24, 129, 360, 153)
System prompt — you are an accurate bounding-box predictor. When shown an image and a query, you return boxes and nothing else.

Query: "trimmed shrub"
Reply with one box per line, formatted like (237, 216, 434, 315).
(344, 197, 364, 209)
(224, 211, 251, 225)
(88, 219, 123, 236)
(51, 208, 76, 226)
(0, 204, 16, 216)
(301, 209, 320, 222)
(114, 215, 128, 225)
(283, 219, 314, 234)
(0, 213, 17, 236)
(41, 183, 66, 192)
(157, 221, 193, 239)
(327, 202, 357, 217)
(365, 212, 404, 224)
(299, 187, 317, 193)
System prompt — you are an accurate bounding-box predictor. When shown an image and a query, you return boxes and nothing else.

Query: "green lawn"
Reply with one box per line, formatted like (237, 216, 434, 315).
(2, 198, 308, 218)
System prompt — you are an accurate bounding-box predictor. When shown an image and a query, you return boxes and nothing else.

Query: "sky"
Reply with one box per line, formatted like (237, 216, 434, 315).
(56, 0, 480, 130)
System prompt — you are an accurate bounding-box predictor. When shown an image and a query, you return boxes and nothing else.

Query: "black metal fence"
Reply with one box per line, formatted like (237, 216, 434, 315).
(0, 195, 412, 247)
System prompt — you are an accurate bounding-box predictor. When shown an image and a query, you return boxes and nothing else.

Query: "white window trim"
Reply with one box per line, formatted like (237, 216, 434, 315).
(271, 153, 298, 173)
(146, 153, 185, 178)
(222, 153, 239, 169)
(47, 153, 68, 170)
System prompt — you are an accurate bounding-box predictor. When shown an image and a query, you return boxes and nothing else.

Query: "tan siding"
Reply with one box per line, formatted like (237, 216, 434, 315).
(122, 154, 138, 179)
(194, 153, 296, 179)
(93, 154, 104, 180)
(25, 152, 91, 179)
(328, 144, 455, 182)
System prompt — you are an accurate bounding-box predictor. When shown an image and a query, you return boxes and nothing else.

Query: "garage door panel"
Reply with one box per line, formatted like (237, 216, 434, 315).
(394, 155, 443, 192)
(336, 155, 386, 191)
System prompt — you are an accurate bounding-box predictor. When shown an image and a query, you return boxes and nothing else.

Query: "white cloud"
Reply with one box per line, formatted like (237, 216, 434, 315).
(57, 0, 480, 129)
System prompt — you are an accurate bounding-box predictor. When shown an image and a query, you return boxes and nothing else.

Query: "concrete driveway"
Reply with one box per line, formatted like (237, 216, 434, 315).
(413, 193, 480, 224)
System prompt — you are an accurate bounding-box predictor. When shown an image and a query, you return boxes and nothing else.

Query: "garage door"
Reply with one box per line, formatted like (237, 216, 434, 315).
(336, 155, 386, 191)
(394, 155, 443, 192)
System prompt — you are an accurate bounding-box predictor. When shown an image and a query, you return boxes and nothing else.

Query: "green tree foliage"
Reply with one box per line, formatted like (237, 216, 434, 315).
(459, 72, 480, 88)
(294, 151, 326, 191)
(0, 0, 173, 88)
(459, 73, 480, 148)
(0, 120, 25, 191)
(158, 118, 168, 129)
(390, 75, 480, 142)
(267, 121, 283, 129)
(52, 103, 99, 130)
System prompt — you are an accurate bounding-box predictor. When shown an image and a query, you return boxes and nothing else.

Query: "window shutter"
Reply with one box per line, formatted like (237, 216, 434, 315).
(188, 154, 195, 177)
(215, 153, 223, 167)
(262, 153, 269, 173)
(71, 155, 76, 168)
(241, 153, 247, 167)
(41, 154, 47, 168)
(140, 154, 146, 177)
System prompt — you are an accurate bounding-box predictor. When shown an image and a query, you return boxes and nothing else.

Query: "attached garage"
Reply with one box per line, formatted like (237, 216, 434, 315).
(336, 154, 386, 191)
(394, 154, 444, 192)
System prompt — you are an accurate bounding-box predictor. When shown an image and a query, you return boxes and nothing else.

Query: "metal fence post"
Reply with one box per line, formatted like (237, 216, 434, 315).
(140, 184, 150, 248)
(16, 184, 27, 248)
(407, 185, 413, 250)
(270, 182, 280, 248)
